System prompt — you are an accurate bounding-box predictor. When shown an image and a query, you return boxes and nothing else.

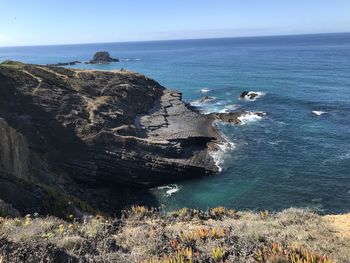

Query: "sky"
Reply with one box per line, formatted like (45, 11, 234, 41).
(0, 0, 349, 47)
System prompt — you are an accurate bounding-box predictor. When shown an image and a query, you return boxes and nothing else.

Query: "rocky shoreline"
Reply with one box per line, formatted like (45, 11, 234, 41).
(1, 61, 348, 263)
(0, 60, 263, 217)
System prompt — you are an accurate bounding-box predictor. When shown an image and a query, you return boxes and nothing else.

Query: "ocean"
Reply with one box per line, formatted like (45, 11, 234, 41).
(1, 33, 350, 214)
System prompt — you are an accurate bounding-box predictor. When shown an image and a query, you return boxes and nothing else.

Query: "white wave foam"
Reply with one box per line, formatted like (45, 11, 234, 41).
(157, 184, 180, 197)
(220, 104, 239, 113)
(203, 107, 223, 114)
(200, 103, 240, 114)
(240, 91, 266, 101)
(312, 110, 327, 116)
(322, 152, 350, 165)
(120, 58, 141, 62)
(209, 130, 235, 172)
(190, 97, 216, 108)
(339, 153, 350, 160)
(190, 100, 202, 107)
(201, 88, 210, 93)
(237, 111, 266, 125)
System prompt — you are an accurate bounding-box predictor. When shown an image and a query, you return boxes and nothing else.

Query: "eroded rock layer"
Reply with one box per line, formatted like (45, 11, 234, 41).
(0, 61, 221, 194)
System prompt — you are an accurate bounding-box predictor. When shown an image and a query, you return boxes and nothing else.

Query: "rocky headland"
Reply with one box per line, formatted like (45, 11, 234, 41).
(0, 61, 349, 263)
(0, 60, 254, 217)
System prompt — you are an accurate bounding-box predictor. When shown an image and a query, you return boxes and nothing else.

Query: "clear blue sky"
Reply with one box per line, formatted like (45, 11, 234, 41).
(0, 0, 349, 46)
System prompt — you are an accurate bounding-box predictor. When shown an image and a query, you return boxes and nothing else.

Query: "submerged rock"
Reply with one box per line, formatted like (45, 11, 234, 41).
(199, 96, 215, 104)
(88, 51, 119, 64)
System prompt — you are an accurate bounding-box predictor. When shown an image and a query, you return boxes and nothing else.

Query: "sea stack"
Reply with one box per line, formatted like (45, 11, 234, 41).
(88, 51, 119, 64)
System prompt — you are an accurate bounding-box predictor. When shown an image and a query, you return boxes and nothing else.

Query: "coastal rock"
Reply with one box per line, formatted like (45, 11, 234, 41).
(239, 91, 259, 100)
(199, 96, 215, 104)
(47, 61, 81, 67)
(0, 199, 21, 217)
(0, 61, 222, 214)
(210, 111, 266, 124)
(88, 51, 119, 64)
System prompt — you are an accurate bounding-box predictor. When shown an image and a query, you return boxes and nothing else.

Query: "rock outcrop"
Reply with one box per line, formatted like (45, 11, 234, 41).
(239, 91, 259, 100)
(0, 61, 223, 215)
(210, 111, 266, 124)
(88, 51, 119, 64)
(199, 96, 215, 104)
(46, 61, 81, 67)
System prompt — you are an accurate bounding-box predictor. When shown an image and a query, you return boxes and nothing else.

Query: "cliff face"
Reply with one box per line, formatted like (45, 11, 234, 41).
(0, 118, 30, 181)
(0, 61, 221, 215)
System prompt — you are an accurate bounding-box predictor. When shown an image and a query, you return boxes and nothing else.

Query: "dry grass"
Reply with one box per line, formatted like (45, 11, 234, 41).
(0, 208, 349, 262)
(324, 213, 350, 238)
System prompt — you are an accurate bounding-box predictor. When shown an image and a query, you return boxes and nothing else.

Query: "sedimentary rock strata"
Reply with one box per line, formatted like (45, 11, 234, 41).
(0, 61, 221, 189)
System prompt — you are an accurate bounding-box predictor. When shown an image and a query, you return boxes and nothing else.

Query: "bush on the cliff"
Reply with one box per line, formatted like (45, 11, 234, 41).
(0, 208, 349, 262)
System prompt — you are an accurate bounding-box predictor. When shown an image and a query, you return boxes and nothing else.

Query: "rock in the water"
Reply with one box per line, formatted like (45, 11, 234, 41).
(88, 51, 119, 64)
(239, 91, 259, 100)
(210, 111, 266, 124)
(199, 96, 215, 104)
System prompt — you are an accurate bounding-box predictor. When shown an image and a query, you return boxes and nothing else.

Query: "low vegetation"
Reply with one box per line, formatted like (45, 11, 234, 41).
(0, 60, 25, 68)
(0, 207, 349, 262)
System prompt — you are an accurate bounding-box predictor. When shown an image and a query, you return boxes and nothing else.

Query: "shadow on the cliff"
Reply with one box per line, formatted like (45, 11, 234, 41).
(84, 185, 160, 217)
(0, 73, 89, 180)
(0, 73, 160, 216)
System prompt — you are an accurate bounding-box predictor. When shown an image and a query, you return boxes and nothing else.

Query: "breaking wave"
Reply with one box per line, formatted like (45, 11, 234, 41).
(312, 110, 327, 116)
(209, 129, 235, 172)
(238, 111, 266, 125)
(157, 184, 180, 197)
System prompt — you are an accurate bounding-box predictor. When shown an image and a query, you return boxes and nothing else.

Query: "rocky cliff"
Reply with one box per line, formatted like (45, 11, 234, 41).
(0, 61, 223, 215)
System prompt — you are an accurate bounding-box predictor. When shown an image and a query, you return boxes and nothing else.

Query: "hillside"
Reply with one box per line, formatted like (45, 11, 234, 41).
(0, 207, 349, 262)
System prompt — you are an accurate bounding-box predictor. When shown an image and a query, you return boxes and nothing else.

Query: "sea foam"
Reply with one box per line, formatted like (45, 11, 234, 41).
(201, 88, 210, 93)
(120, 58, 142, 62)
(157, 184, 180, 197)
(312, 110, 327, 116)
(209, 127, 235, 172)
(237, 111, 266, 125)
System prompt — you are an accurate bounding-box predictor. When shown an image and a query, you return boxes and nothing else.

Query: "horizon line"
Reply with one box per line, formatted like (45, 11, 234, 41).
(1, 31, 349, 49)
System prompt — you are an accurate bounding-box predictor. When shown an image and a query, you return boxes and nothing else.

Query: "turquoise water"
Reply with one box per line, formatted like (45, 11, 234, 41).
(1, 33, 350, 213)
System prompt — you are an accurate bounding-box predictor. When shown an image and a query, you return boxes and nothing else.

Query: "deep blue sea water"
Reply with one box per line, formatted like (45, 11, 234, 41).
(1, 33, 350, 213)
